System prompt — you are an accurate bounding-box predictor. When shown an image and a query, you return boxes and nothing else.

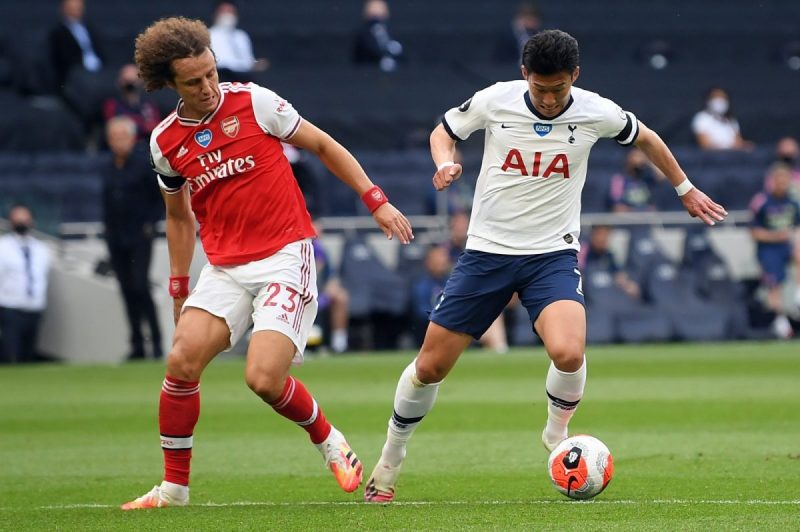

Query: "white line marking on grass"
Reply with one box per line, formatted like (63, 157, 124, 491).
(29, 499, 800, 510)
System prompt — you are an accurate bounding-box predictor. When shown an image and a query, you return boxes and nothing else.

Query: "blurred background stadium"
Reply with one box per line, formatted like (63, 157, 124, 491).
(1, 0, 799, 362)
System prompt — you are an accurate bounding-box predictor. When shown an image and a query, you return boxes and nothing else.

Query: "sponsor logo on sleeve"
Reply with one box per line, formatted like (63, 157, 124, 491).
(194, 129, 213, 148)
(221, 116, 240, 138)
(177, 146, 189, 158)
(458, 97, 473, 112)
(533, 123, 552, 137)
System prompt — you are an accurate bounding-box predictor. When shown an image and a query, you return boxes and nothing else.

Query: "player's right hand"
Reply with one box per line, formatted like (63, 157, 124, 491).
(432, 163, 463, 191)
(372, 203, 414, 244)
(173, 297, 187, 325)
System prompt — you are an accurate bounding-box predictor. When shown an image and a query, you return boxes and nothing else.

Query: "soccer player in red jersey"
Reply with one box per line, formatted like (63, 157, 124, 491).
(121, 17, 413, 510)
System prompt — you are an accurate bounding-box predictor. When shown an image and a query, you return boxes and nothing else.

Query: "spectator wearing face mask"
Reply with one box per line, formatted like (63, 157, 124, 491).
(0, 204, 52, 364)
(692, 87, 754, 151)
(607, 148, 665, 212)
(209, 1, 269, 82)
(353, 0, 404, 72)
(774, 137, 800, 195)
(102, 64, 161, 141)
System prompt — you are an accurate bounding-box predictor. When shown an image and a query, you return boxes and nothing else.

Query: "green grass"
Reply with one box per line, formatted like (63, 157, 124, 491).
(1, 342, 799, 530)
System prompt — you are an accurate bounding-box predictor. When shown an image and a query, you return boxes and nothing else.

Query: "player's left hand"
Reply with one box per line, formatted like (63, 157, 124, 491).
(680, 187, 727, 226)
(373, 203, 414, 244)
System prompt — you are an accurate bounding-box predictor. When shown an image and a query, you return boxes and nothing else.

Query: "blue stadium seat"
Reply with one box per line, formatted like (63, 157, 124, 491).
(339, 237, 409, 318)
(583, 263, 673, 343)
(644, 263, 730, 341)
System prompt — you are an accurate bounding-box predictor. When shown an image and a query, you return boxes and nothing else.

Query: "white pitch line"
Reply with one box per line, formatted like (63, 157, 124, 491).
(24, 499, 800, 510)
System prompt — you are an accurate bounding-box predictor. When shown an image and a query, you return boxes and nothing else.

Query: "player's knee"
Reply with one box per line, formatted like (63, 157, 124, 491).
(245, 370, 285, 402)
(337, 289, 349, 307)
(547, 338, 584, 372)
(414, 358, 447, 384)
(165, 348, 204, 381)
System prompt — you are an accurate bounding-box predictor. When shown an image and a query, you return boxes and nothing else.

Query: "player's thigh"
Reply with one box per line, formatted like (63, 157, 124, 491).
(184, 263, 256, 351)
(534, 300, 586, 372)
(429, 250, 516, 340)
(515, 250, 585, 370)
(168, 307, 231, 380)
(244, 330, 297, 401)
(415, 321, 474, 384)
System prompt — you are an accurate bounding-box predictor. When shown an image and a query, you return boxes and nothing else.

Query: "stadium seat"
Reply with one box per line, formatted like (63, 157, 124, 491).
(583, 265, 673, 343)
(585, 307, 616, 344)
(613, 306, 674, 343)
(339, 237, 409, 318)
(645, 262, 730, 341)
(682, 229, 753, 339)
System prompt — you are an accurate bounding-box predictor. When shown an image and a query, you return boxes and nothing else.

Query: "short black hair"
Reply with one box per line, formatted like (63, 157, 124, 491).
(522, 29, 579, 75)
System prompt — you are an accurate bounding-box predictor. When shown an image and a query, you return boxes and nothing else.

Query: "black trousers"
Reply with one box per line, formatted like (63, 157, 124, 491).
(107, 236, 162, 358)
(0, 307, 42, 363)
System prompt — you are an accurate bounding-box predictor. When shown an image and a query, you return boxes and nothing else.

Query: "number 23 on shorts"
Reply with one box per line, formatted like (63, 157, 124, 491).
(262, 282, 301, 313)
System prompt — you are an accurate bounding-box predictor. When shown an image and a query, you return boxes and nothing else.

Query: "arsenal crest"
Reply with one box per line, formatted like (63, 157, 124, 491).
(221, 116, 240, 138)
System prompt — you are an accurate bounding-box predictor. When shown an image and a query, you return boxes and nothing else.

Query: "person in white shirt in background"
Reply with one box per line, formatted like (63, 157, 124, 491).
(209, 1, 269, 82)
(692, 87, 754, 151)
(0, 205, 51, 364)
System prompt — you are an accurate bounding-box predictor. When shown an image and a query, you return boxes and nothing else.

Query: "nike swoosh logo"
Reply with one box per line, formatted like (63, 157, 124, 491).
(500, 124, 513, 129)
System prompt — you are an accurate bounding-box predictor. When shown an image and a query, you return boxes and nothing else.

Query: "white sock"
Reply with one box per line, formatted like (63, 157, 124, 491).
(160, 480, 189, 499)
(544, 357, 586, 444)
(381, 359, 441, 467)
(331, 329, 348, 353)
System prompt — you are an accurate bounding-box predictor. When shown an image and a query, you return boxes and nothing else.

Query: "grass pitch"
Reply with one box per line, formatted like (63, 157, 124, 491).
(0, 342, 798, 530)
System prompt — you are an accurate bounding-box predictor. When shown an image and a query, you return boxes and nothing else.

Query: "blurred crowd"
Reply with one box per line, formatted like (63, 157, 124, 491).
(1, 0, 799, 362)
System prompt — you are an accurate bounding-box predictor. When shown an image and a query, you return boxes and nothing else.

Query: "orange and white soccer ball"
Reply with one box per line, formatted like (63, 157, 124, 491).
(547, 435, 614, 500)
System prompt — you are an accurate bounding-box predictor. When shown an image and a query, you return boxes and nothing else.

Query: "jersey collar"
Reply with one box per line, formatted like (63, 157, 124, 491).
(175, 86, 226, 127)
(524, 90, 574, 121)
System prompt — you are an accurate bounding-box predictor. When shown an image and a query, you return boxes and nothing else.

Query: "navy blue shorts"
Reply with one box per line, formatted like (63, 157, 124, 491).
(757, 244, 792, 286)
(429, 249, 584, 339)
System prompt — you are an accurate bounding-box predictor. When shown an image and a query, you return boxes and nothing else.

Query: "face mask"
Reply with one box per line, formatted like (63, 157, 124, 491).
(707, 97, 729, 115)
(780, 155, 797, 166)
(12, 223, 30, 236)
(216, 13, 237, 29)
(122, 82, 139, 93)
(630, 165, 647, 179)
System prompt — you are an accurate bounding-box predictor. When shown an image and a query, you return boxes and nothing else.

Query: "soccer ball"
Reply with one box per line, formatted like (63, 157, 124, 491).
(547, 435, 614, 500)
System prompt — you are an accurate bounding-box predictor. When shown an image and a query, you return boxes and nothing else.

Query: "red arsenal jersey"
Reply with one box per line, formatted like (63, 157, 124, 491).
(150, 82, 315, 266)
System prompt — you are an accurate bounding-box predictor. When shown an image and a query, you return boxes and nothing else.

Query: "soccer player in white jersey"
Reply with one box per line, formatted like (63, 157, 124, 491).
(364, 29, 727, 503)
(120, 17, 413, 510)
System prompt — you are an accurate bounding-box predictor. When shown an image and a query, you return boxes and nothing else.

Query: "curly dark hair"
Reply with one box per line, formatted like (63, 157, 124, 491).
(522, 29, 579, 75)
(134, 17, 211, 91)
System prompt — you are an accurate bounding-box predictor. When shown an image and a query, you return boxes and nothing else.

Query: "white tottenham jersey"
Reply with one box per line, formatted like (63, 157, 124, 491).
(443, 81, 639, 255)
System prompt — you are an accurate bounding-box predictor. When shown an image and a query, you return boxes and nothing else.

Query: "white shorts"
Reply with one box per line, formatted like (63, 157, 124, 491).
(184, 239, 318, 364)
